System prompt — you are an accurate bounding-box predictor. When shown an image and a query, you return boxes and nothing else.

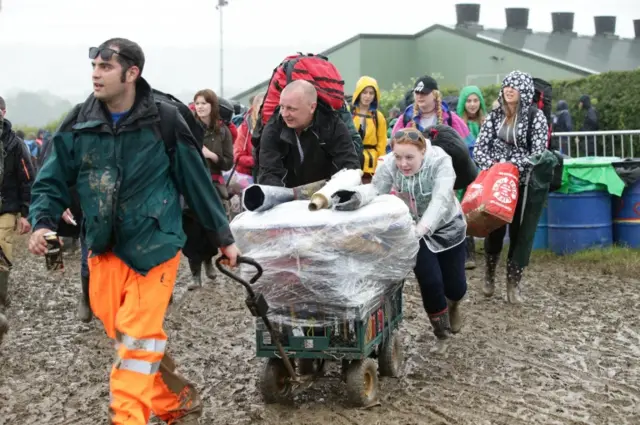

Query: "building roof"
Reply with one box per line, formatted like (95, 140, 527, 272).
(478, 28, 640, 73)
(232, 23, 632, 100)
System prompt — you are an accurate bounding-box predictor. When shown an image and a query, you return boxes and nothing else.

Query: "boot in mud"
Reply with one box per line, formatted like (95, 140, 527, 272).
(0, 271, 10, 308)
(188, 260, 203, 291)
(77, 274, 93, 323)
(483, 254, 499, 297)
(0, 310, 7, 346)
(447, 299, 463, 334)
(464, 237, 476, 270)
(428, 310, 453, 355)
(203, 258, 217, 281)
(506, 260, 524, 304)
(0, 271, 9, 345)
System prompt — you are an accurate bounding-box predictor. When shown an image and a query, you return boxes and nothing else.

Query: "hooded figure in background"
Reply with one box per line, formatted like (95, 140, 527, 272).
(455, 86, 487, 269)
(456, 86, 487, 142)
(351, 76, 388, 182)
(579, 95, 599, 156)
(552, 100, 573, 154)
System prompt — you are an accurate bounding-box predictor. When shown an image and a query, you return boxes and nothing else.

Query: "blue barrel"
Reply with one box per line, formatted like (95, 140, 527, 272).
(532, 206, 548, 250)
(613, 180, 640, 248)
(548, 191, 612, 255)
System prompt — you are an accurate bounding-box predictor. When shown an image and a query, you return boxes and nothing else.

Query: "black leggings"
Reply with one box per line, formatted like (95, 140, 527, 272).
(484, 186, 525, 258)
(413, 238, 467, 315)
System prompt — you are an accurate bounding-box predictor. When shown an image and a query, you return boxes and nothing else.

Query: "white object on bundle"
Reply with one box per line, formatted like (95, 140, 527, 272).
(331, 184, 379, 211)
(308, 168, 363, 211)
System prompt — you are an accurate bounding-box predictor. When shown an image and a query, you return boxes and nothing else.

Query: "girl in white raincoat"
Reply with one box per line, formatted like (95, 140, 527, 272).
(372, 128, 467, 355)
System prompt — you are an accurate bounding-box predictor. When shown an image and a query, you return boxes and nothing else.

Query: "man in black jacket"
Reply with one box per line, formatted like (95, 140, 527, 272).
(257, 80, 360, 187)
(0, 111, 36, 344)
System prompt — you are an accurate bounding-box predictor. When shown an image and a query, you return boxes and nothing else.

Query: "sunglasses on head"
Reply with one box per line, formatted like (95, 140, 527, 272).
(89, 47, 135, 64)
(393, 130, 424, 142)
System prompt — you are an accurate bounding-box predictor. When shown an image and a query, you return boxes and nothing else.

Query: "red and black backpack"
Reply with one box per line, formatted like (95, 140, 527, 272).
(250, 53, 346, 177)
(527, 77, 554, 151)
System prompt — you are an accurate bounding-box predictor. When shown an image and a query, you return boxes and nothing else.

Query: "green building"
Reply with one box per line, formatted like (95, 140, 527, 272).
(232, 5, 640, 105)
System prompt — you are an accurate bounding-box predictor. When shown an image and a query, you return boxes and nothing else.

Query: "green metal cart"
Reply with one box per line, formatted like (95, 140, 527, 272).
(216, 256, 405, 407)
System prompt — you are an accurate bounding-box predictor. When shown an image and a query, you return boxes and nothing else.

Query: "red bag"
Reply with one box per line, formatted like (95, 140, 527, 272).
(461, 163, 520, 237)
(259, 53, 345, 125)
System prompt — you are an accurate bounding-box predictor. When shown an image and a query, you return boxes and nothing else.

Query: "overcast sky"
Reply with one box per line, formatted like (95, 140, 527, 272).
(0, 0, 637, 100)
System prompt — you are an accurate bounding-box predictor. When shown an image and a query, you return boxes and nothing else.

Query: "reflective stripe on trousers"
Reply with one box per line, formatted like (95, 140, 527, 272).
(89, 251, 201, 425)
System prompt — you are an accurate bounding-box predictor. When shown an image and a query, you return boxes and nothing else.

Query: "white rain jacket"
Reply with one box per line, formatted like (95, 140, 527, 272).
(372, 140, 466, 253)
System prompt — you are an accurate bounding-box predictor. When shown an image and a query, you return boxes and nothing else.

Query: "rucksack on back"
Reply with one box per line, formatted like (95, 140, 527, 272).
(152, 89, 205, 149)
(531, 78, 553, 149)
(251, 53, 346, 173)
(219, 97, 235, 125)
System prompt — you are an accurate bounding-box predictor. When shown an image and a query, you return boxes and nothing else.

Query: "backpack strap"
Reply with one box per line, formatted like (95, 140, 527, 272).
(156, 101, 178, 159)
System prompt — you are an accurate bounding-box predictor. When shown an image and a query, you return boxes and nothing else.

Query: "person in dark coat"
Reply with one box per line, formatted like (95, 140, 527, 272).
(257, 80, 360, 188)
(552, 100, 573, 154)
(578, 95, 599, 156)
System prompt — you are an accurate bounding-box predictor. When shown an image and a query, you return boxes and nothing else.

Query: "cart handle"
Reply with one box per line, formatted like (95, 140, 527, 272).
(215, 255, 263, 288)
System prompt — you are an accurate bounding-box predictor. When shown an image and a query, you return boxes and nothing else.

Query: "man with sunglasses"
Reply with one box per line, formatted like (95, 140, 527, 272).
(27, 38, 238, 425)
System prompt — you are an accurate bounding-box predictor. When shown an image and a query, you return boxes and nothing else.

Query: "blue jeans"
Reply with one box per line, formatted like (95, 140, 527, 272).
(80, 233, 89, 279)
(413, 238, 467, 315)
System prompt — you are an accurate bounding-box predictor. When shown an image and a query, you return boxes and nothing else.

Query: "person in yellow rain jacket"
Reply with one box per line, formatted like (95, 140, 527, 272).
(351, 76, 387, 183)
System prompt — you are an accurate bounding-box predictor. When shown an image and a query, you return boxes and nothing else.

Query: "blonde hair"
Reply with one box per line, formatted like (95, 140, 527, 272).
(249, 92, 264, 131)
(411, 90, 444, 128)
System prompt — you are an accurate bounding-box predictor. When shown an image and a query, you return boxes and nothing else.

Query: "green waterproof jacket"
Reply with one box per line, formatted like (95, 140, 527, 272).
(29, 79, 233, 275)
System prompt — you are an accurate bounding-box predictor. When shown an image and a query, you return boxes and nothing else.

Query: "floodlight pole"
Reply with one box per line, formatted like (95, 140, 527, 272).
(217, 0, 229, 97)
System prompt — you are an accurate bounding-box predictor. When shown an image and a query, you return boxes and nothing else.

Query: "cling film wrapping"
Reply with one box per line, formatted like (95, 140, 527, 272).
(230, 195, 418, 328)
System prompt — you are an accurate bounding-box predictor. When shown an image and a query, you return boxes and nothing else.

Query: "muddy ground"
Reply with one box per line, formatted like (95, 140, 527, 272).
(1, 235, 639, 425)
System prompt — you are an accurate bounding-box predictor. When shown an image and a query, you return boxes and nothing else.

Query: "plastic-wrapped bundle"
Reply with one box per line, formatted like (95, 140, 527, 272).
(230, 194, 419, 327)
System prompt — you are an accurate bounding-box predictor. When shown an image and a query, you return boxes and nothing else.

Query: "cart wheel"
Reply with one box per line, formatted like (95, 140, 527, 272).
(345, 358, 379, 407)
(378, 330, 404, 377)
(259, 358, 293, 404)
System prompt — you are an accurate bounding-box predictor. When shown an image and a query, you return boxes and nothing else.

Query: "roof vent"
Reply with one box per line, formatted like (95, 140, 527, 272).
(594, 16, 617, 38)
(455, 4, 483, 30)
(551, 12, 576, 35)
(505, 8, 530, 32)
(634, 19, 640, 39)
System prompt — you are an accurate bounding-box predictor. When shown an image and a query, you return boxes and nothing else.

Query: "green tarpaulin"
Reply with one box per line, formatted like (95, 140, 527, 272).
(558, 157, 626, 196)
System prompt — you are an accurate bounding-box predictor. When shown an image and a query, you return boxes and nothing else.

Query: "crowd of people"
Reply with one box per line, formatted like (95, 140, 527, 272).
(0, 35, 598, 424)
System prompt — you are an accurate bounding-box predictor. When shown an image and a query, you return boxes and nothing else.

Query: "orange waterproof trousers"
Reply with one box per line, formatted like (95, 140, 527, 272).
(88, 251, 201, 425)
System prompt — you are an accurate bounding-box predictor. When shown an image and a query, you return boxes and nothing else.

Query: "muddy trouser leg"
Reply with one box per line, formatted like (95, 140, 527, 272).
(203, 255, 217, 281)
(187, 259, 202, 290)
(483, 224, 507, 297)
(78, 233, 92, 322)
(505, 189, 526, 304)
(0, 213, 16, 308)
(0, 214, 16, 345)
(413, 239, 452, 354)
(439, 241, 468, 334)
(150, 353, 203, 423)
(0, 270, 9, 345)
(464, 236, 476, 269)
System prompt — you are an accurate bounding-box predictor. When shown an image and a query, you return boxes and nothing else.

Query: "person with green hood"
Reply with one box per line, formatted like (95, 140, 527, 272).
(456, 86, 487, 270)
(457, 86, 487, 148)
